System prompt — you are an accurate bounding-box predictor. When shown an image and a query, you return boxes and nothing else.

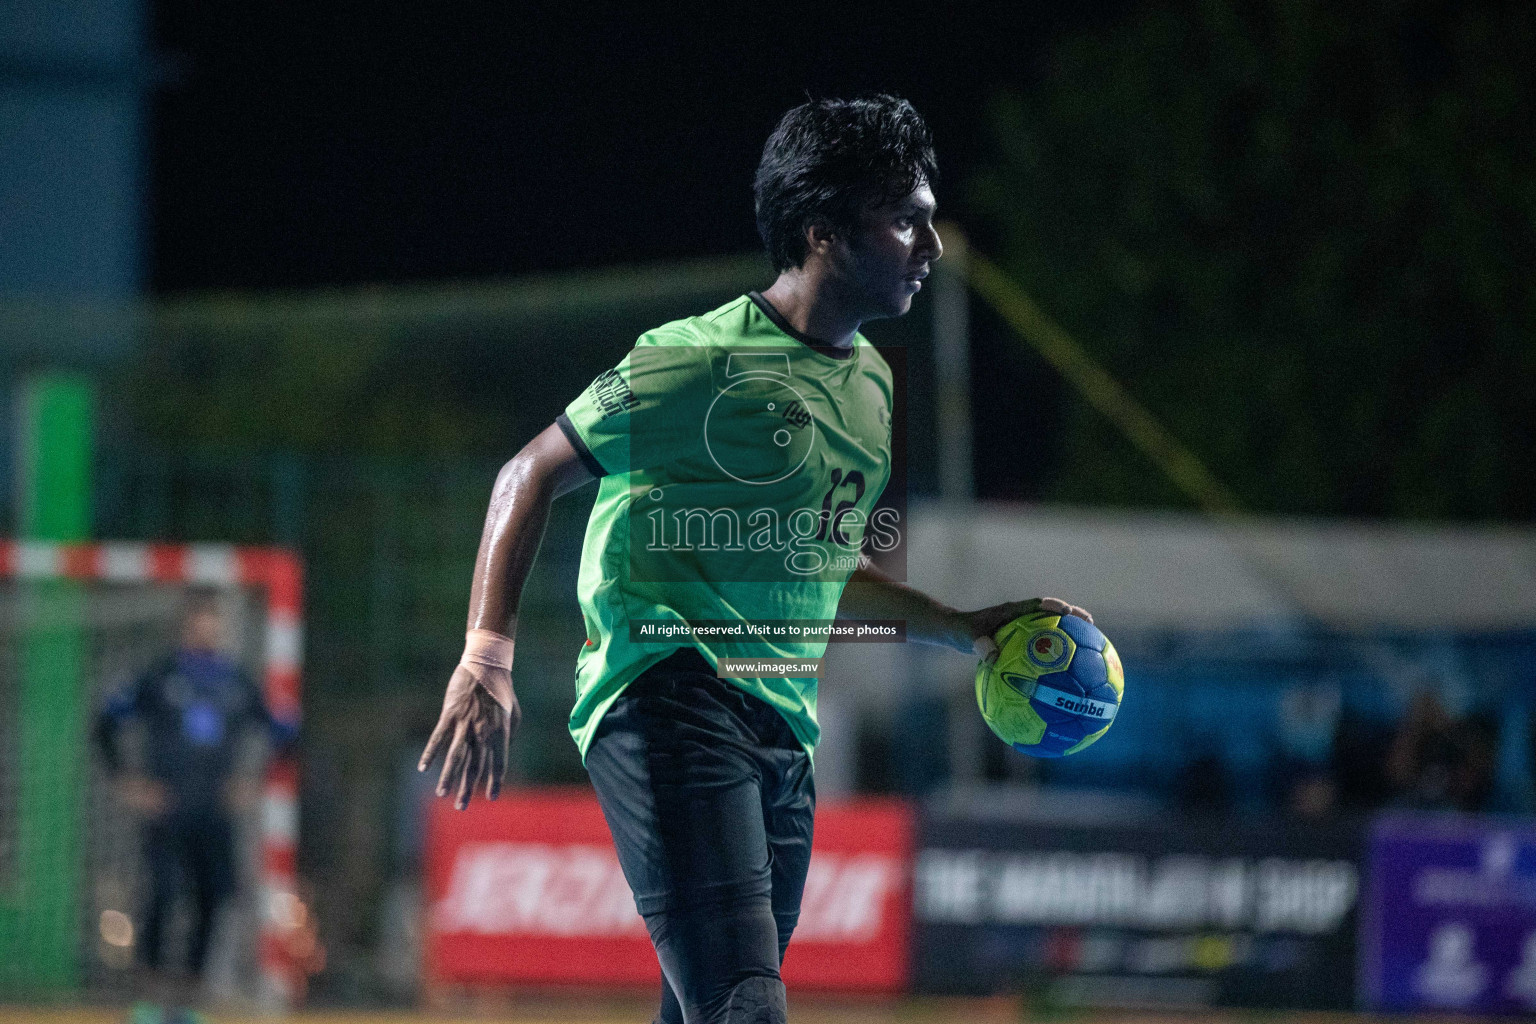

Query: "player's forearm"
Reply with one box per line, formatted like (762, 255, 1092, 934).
(465, 454, 559, 638)
(466, 424, 594, 638)
(837, 565, 972, 652)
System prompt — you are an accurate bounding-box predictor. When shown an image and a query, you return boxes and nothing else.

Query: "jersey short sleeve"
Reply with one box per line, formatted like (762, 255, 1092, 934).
(558, 327, 715, 476)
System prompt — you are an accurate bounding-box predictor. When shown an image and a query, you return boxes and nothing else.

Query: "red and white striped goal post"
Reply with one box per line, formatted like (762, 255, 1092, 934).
(0, 540, 305, 1007)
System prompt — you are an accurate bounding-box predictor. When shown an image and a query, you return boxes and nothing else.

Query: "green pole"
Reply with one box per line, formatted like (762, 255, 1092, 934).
(1, 374, 93, 995)
(17, 376, 95, 539)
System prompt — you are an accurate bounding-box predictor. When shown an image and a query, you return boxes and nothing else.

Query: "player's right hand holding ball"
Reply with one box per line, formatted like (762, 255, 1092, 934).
(967, 596, 1092, 663)
(418, 628, 521, 810)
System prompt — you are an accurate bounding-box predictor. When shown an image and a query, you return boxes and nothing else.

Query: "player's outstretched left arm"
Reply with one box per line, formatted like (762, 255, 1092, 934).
(837, 564, 1091, 662)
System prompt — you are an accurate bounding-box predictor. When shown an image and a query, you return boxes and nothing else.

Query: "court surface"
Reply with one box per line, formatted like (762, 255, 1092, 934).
(0, 1002, 1518, 1024)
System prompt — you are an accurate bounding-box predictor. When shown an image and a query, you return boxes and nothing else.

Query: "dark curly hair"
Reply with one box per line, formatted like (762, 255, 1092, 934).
(753, 94, 938, 272)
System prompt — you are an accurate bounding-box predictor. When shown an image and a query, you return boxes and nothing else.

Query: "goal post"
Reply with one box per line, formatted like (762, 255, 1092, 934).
(0, 541, 303, 1008)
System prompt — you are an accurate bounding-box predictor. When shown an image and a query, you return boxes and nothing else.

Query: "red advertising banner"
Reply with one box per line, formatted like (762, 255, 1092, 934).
(779, 796, 914, 991)
(424, 787, 912, 992)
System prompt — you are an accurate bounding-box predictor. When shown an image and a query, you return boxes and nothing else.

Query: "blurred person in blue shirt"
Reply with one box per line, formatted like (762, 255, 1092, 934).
(95, 590, 296, 994)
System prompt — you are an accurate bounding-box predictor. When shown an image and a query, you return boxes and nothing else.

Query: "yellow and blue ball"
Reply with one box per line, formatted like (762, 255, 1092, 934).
(975, 611, 1124, 757)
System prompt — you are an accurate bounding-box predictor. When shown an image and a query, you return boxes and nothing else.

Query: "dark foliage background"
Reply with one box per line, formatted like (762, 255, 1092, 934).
(968, 0, 1535, 519)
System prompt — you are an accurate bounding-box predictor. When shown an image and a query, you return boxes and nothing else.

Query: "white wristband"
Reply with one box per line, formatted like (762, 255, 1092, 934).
(461, 628, 514, 671)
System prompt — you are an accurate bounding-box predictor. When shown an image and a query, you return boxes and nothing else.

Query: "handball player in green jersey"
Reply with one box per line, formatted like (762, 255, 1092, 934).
(419, 94, 1091, 1024)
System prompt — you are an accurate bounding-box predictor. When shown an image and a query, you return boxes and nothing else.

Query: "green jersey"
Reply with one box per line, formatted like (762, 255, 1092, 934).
(557, 293, 896, 758)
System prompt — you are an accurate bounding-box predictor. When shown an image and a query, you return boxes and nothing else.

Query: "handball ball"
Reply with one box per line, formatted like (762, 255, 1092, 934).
(975, 611, 1124, 757)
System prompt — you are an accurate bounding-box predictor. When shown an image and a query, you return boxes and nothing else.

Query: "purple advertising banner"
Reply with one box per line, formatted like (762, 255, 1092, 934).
(1362, 813, 1536, 1013)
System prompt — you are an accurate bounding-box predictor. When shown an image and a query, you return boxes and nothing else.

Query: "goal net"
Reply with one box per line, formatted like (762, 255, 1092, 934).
(0, 542, 302, 1008)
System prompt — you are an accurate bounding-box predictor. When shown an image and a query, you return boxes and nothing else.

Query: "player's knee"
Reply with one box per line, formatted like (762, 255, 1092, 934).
(709, 974, 786, 1024)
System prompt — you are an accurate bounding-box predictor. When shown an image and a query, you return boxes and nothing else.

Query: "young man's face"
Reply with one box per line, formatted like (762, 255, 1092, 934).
(836, 182, 943, 320)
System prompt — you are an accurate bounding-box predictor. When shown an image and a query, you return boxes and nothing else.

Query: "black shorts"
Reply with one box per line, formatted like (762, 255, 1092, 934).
(585, 647, 814, 1024)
